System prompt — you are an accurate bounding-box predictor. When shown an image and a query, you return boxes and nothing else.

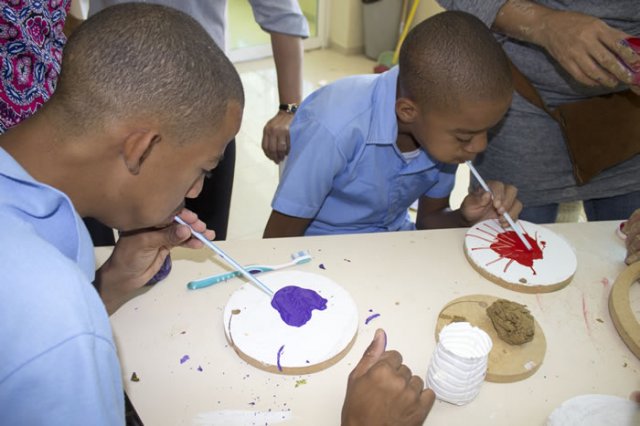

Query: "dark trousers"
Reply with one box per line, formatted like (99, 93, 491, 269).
(85, 139, 236, 245)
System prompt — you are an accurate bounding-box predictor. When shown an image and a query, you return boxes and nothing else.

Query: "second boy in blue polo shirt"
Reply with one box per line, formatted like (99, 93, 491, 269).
(264, 11, 522, 238)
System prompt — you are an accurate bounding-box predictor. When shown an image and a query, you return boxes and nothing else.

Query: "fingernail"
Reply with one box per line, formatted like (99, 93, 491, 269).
(383, 330, 387, 351)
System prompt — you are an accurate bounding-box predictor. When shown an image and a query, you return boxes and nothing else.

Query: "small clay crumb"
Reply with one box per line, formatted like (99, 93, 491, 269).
(519, 278, 527, 284)
(624, 362, 628, 368)
(486, 299, 535, 345)
(596, 318, 604, 323)
(231, 309, 241, 315)
(395, 301, 400, 305)
(130, 372, 140, 382)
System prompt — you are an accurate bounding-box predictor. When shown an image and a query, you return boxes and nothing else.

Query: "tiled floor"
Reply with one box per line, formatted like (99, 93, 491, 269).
(227, 48, 584, 241)
(227, 48, 473, 240)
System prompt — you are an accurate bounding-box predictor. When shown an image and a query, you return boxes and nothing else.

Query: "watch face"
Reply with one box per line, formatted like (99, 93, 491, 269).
(280, 103, 298, 113)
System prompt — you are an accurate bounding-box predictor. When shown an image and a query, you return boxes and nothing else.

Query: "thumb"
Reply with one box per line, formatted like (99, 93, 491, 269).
(139, 223, 192, 251)
(351, 329, 386, 379)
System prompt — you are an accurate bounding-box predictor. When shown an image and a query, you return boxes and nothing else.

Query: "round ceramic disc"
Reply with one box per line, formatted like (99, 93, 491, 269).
(435, 295, 546, 383)
(547, 394, 639, 426)
(223, 271, 358, 374)
(464, 219, 577, 293)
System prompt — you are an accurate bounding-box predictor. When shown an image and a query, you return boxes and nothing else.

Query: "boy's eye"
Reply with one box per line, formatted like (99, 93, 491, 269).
(456, 137, 472, 143)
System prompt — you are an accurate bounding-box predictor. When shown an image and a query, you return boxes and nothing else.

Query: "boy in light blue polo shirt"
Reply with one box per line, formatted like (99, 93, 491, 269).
(264, 11, 522, 238)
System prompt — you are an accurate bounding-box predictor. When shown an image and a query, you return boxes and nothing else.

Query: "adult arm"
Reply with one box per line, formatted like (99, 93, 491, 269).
(438, 0, 640, 90)
(248, 0, 309, 163)
(341, 329, 435, 426)
(262, 32, 305, 164)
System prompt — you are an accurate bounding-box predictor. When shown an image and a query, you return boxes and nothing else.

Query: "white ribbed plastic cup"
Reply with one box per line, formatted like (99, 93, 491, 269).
(426, 322, 493, 405)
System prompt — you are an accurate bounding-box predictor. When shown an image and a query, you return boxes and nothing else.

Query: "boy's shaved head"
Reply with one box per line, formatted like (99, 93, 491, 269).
(399, 11, 512, 111)
(52, 3, 243, 138)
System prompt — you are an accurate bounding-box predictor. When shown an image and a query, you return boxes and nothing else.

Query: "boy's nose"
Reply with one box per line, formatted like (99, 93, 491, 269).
(186, 177, 205, 199)
(466, 133, 488, 153)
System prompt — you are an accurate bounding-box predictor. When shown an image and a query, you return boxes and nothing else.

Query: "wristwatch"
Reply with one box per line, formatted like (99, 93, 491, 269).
(279, 103, 299, 114)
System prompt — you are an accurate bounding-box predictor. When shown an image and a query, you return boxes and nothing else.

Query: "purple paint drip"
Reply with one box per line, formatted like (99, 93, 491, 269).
(271, 285, 328, 327)
(179, 355, 190, 364)
(276, 345, 285, 372)
(365, 313, 380, 325)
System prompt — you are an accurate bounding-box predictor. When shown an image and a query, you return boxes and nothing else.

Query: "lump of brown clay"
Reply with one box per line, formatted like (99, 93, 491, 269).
(486, 299, 534, 345)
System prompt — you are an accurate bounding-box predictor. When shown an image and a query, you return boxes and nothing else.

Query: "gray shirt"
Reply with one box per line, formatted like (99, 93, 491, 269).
(89, 0, 310, 49)
(436, 1, 640, 206)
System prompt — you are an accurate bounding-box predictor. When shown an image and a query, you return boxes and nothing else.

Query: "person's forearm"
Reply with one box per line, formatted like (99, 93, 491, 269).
(270, 32, 304, 105)
(416, 209, 472, 230)
(492, 0, 558, 47)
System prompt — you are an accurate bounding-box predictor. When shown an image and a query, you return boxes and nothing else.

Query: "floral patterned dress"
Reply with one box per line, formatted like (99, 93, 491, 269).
(0, 0, 69, 133)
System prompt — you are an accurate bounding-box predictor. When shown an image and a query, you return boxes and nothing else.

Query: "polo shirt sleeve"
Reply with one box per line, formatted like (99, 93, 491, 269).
(271, 113, 347, 218)
(248, 0, 310, 38)
(423, 163, 458, 199)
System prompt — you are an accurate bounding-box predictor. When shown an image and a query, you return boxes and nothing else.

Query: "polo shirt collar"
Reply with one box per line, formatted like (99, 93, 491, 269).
(366, 66, 440, 174)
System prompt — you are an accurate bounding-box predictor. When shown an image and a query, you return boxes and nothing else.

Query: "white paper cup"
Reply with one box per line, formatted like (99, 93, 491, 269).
(426, 322, 493, 405)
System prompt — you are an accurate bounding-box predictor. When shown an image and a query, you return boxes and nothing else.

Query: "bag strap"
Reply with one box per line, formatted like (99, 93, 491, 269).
(509, 61, 564, 124)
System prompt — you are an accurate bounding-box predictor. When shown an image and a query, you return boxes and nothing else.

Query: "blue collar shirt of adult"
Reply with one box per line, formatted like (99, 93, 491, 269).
(271, 66, 458, 236)
(0, 147, 124, 425)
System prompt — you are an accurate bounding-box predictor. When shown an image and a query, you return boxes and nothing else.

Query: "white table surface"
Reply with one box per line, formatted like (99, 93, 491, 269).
(99, 221, 640, 426)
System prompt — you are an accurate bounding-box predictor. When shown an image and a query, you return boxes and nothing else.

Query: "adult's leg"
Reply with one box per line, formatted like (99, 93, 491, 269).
(583, 190, 640, 221)
(517, 203, 560, 224)
(185, 139, 236, 240)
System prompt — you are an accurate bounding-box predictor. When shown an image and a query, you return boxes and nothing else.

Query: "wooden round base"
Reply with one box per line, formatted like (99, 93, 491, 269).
(435, 295, 546, 383)
(608, 262, 640, 360)
(223, 271, 359, 375)
(463, 247, 573, 294)
(463, 219, 576, 294)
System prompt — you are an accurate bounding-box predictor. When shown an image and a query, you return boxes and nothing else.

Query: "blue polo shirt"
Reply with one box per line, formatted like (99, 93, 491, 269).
(272, 67, 457, 235)
(0, 148, 124, 425)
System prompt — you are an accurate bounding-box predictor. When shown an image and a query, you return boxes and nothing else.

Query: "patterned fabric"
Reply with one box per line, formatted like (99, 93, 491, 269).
(0, 0, 69, 133)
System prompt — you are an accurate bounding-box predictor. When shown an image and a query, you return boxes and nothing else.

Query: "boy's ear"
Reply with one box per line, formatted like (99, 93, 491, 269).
(396, 97, 419, 123)
(121, 130, 161, 175)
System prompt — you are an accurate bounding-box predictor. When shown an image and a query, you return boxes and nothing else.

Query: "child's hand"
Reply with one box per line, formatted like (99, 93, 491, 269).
(461, 181, 522, 227)
(341, 329, 435, 426)
(95, 208, 214, 314)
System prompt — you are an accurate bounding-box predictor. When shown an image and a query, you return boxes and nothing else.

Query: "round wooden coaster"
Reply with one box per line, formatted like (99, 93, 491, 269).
(464, 219, 577, 294)
(435, 294, 546, 383)
(547, 394, 639, 426)
(223, 271, 358, 375)
(609, 262, 640, 360)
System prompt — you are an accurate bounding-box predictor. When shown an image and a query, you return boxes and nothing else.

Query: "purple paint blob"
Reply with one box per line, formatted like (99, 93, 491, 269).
(146, 255, 172, 286)
(197, 366, 203, 372)
(319, 263, 326, 270)
(277, 345, 285, 372)
(271, 285, 328, 327)
(365, 313, 381, 325)
(179, 355, 190, 364)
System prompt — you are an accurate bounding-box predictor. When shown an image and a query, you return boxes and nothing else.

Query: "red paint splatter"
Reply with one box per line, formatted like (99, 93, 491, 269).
(469, 223, 546, 274)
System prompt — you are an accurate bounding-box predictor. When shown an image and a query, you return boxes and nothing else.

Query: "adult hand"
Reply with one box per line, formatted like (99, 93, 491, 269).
(460, 181, 522, 227)
(341, 329, 435, 426)
(623, 208, 640, 265)
(537, 10, 640, 88)
(262, 111, 294, 164)
(95, 209, 214, 314)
